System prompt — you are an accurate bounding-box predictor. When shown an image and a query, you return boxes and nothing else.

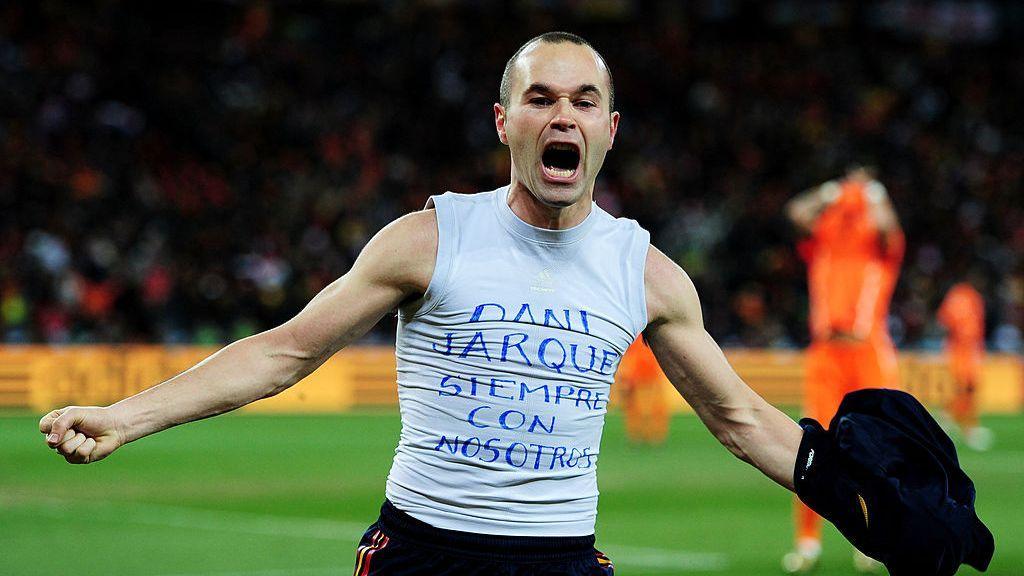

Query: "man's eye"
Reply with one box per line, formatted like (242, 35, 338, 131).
(529, 97, 552, 106)
(575, 100, 597, 109)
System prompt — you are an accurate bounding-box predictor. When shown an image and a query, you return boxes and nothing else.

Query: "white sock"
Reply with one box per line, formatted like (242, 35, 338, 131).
(797, 537, 822, 558)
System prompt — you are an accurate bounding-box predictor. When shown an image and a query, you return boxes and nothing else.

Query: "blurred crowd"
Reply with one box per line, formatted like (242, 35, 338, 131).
(1, 1, 1021, 351)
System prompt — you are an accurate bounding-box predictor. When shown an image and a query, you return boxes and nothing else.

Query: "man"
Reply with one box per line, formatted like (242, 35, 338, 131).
(618, 337, 670, 445)
(938, 275, 992, 451)
(40, 34, 942, 576)
(783, 166, 905, 573)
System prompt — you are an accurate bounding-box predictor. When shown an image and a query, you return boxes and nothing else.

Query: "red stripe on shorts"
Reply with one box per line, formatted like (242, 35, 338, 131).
(359, 532, 390, 576)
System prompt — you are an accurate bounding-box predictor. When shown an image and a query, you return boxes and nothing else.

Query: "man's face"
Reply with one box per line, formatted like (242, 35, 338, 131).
(495, 42, 619, 209)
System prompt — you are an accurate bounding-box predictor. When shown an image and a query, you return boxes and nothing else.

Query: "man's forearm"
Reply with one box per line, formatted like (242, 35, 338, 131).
(741, 399, 802, 490)
(705, 392, 802, 491)
(107, 329, 317, 443)
(787, 182, 839, 232)
(647, 320, 803, 491)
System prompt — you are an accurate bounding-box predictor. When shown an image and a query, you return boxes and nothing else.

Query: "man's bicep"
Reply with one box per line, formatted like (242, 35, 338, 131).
(646, 312, 753, 418)
(277, 271, 402, 361)
(274, 210, 437, 361)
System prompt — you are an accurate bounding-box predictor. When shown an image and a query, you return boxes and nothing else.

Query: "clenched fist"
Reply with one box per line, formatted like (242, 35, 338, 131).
(39, 406, 126, 464)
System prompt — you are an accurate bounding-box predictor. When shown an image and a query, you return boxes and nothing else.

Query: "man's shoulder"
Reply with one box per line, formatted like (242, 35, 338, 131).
(425, 188, 500, 210)
(643, 245, 701, 328)
(359, 209, 438, 296)
(370, 209, 438, 264)
(644, 246, 688, 297)
(390, 208, 438, 235)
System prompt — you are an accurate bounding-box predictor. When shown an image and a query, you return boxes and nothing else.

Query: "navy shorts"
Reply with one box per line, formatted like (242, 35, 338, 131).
(352, 501, 614, 576)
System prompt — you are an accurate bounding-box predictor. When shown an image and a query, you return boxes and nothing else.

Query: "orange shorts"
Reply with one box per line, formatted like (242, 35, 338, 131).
(804, 337, 899, 425)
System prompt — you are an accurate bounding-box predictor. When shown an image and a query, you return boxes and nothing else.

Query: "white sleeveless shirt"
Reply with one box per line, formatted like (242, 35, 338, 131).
(386, 186, 650, 536)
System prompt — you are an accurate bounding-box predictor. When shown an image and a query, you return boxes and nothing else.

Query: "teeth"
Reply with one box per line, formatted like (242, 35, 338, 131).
(546, 166, 576, 178)
(548, 143, 576, 151)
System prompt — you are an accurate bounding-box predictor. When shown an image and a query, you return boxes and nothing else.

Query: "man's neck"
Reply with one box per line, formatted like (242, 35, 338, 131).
(506, 181, 593, 230)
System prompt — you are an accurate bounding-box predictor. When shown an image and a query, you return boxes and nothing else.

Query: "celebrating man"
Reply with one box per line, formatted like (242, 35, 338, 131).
(40, 33, 990, 576)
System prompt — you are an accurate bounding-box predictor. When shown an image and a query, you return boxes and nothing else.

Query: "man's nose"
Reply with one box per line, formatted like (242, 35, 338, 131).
(549, 98, 577, 131)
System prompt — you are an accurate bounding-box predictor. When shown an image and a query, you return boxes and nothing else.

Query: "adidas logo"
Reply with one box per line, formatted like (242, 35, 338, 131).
(530, 267, 556, 293)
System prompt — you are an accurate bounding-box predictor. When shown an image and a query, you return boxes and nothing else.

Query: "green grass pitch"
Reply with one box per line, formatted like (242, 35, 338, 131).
(2, 410, 1021, 575)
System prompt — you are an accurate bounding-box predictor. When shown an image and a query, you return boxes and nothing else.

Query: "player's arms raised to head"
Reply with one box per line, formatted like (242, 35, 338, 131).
(785, 181, 839, 234)
(864, 181, 900, 235)
(787, 178, 901, 238)
(40, 210, 438, 464)
(863, 181, 904, 257)
(642, 246, 801, 490)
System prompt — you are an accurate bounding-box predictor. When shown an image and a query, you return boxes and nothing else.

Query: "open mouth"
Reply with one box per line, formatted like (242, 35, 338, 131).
(541, 142, 581, 181)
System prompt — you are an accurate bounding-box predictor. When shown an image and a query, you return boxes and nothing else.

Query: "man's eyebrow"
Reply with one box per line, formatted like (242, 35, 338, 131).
(524, 83, 604, 99)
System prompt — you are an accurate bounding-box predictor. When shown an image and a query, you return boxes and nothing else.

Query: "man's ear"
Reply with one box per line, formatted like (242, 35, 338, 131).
(608, 111, 620, 150)
(494, 103, 508, 145)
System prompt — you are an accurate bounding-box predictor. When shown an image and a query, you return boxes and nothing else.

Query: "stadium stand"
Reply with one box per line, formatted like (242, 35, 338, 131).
(0, 2, 1020, 355)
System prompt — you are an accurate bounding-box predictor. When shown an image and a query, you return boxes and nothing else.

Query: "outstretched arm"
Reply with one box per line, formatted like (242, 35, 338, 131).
(40, 210, 438, 463)
(642, 247, 993, 573)
(642, 245, 800, 489)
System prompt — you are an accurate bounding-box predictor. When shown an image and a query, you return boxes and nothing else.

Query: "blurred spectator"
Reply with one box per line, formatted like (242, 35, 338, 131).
(0, 1, 1020, 350)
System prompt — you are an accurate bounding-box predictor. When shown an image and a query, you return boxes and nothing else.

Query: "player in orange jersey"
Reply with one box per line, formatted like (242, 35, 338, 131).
(938, 275, 992, 450)
(618, 337, 669, 445)
(782, 166, 904, 573)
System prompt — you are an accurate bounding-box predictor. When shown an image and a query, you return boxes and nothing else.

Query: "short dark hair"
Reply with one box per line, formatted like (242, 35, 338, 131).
(499, 31, 615, 112)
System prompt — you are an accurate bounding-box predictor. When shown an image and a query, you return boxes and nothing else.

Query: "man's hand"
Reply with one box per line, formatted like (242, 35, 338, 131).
(39, 407, 125, 464)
